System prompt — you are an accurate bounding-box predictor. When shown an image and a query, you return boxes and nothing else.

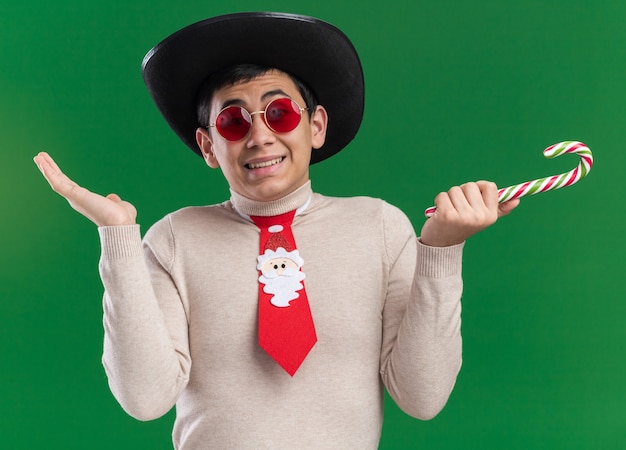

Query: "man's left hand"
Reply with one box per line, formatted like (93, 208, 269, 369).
(419, 181, 519, 247)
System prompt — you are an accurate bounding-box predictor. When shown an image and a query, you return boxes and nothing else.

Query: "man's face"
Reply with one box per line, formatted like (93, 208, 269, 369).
(195, 70, 327, 202)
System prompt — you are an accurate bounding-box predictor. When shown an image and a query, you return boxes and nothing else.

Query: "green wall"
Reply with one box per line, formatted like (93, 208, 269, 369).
(2, 0, 624, 448)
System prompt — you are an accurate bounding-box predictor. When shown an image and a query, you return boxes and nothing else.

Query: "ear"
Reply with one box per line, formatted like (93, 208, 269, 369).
(195, 127, 220, 169)
(309, 105, 328, 150)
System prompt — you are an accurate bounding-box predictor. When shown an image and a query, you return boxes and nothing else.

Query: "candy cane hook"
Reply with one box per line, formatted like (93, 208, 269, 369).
(424, 141, 593, 218)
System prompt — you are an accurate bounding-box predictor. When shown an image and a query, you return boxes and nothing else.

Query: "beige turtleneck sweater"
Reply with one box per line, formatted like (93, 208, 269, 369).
(98, 182, 464, 449)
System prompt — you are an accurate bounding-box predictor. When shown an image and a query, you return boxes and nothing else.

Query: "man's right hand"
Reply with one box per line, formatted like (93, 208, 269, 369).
(34, 152, 137, 227)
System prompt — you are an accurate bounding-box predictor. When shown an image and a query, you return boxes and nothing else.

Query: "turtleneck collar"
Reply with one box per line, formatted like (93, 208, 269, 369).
(230, 181, 313, 218)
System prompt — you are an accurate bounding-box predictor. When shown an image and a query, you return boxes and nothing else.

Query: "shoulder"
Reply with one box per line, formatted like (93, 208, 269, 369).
(304, 193, 416, 254)
(144, 201, 244, 242)
(309, 193, 413, 227)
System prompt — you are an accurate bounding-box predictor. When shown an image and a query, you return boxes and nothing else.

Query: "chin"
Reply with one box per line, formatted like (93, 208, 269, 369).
(248, 181, 302, 202)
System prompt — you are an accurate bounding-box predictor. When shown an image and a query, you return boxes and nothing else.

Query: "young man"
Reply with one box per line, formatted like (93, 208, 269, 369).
(34, 12, 518, 449)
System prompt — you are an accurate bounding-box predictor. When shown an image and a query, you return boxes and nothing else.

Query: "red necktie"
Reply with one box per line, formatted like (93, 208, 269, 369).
(250, 210, 317, 376)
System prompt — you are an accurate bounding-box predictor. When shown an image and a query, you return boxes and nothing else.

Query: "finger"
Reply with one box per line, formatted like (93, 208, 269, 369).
(432, 190, 455, 216)
(475, 180, 499, 210)
(456, 182, 500, 227)
(34, 152, 59, 171)
(446, 185, 471, 213)
(498, 198, 520, 217)
(457, 181, 498, 217)
(459, 182, 485, 210)
(449, 183, 491, 217)
(34, 152, 54, 179)
(34, 152, 65, 180)
(107, 193, 120, 201)
(34, 153, 82, 198)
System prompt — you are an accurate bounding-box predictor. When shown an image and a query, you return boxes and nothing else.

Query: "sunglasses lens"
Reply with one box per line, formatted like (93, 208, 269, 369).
(215, 106, 251, 141)
(265, 98, 302, 133)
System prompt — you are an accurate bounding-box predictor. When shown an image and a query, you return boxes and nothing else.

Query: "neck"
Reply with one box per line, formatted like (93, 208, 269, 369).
(230, 181, 312, 217)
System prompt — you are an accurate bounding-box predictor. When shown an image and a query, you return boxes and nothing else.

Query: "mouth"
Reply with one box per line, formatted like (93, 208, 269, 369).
(245, 157, 285, 170)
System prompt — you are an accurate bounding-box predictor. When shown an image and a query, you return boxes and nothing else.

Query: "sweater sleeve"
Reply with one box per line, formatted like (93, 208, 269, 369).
(379, 203, 464, 420)
(99, 221, 191, 421)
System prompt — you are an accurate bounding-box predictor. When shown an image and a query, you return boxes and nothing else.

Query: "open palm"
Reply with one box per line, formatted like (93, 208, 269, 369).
(34, 152, 137, 227)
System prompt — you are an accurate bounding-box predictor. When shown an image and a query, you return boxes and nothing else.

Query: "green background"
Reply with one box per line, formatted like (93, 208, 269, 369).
(2, 0, 624, 448)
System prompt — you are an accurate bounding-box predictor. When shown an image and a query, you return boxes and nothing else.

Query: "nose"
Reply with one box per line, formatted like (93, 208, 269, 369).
(246, 112, 276, 148)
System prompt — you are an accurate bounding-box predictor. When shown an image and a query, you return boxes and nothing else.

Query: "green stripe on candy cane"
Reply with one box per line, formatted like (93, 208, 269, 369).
(424, 141, 593, 218)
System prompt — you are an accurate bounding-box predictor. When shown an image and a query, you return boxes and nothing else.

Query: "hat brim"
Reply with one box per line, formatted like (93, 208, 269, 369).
(142, 12, 364, 164)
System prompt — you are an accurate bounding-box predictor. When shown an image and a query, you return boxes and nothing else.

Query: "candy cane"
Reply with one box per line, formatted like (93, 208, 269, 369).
(424, 141, 593, 218)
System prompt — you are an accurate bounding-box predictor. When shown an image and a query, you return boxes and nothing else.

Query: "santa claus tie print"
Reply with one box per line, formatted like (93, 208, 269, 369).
(256, 224, 306, 308)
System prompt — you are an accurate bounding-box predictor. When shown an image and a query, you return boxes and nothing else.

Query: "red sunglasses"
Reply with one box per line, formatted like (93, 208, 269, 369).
(208, 97, 308, 141)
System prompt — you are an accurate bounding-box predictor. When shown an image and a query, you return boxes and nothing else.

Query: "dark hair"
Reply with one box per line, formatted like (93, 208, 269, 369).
(195, 64, 319, 129)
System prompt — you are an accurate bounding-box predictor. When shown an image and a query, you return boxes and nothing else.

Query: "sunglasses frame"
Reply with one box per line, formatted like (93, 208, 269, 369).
(207, 97, 308, 142)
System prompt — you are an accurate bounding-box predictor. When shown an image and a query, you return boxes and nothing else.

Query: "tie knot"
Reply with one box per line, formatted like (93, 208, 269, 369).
(249, 209, 296, 230)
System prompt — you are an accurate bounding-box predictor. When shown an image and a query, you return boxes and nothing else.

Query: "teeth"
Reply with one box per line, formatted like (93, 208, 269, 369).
(247, 157, 283, 169)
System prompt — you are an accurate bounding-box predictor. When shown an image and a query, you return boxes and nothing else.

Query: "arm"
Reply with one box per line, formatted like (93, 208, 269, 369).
(380, 181, 518, 419)
(99, 223, 190, 420)
(380, 234, 464, 420)
(34, 153, 189, 419)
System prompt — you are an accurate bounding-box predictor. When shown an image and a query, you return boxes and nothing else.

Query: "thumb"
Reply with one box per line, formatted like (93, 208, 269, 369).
(106, 193, 122, 202)
(498, 198, 520, 217)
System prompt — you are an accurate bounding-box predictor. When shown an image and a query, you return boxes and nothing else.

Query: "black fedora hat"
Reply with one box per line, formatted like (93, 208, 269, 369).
(142, 12, 364, 164)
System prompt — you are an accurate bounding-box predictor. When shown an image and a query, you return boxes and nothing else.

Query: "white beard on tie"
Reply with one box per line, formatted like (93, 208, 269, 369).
(259, 267, 306, 307)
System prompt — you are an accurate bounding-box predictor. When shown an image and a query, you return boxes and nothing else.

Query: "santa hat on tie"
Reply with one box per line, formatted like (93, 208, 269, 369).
(256, 226, 304, 270)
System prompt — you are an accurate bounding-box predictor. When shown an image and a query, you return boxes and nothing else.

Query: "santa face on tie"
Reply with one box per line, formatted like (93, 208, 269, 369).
(257, 247, 306, 308)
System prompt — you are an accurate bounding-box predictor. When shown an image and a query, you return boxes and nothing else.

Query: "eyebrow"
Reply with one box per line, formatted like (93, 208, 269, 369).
(220, 89, 290, 110)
